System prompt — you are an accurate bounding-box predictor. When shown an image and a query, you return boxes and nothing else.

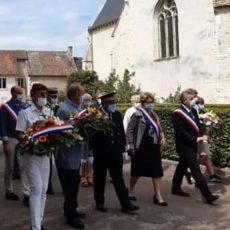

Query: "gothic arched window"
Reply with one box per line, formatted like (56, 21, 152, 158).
(158, 0, 179, 59)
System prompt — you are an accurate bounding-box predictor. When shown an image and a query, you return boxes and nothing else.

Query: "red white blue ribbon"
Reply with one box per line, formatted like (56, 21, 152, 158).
(77, 109, 86, 118)
(138, 108, 160, 138)
(174, 108, 199, 134)
(29, 123, 74, 142)
(2, 103, 18, 122)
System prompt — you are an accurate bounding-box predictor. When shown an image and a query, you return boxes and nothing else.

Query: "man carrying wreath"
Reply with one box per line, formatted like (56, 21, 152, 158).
(16, 83, 50, 230)
(56, 83, 85, 229)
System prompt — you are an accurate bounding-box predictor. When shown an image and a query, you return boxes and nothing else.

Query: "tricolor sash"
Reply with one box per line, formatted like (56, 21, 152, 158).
(138, 108, 160, 138)
(29, 123, 74, 142)
(174, 108, 200, 134)
(2, 103, 18, 122)
(77, 109, 86, 118)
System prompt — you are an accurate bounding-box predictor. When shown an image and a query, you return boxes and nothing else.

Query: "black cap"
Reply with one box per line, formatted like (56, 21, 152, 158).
(48, 87, 58, 99)
(97, 91, 116, 100)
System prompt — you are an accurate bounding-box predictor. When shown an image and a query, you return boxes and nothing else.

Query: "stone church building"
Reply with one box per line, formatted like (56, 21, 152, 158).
(84, 0, 230, 103)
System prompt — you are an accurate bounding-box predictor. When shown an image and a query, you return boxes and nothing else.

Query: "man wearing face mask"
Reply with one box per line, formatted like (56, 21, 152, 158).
(16, 83, 50, 230)
(90, 92, 139, 214)
(0, 86, 30, 204)
(123, 95, 141, 133)
(56, 83, 85, 229)
(46, 87, 59, 195)
(171, 90, 219, 204)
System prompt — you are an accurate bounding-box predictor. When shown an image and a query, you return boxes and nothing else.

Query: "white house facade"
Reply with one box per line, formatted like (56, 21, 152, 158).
(84, 0, 230, 104)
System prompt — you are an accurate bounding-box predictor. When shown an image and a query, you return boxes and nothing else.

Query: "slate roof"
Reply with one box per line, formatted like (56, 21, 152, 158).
(89, 0, 124, 31)
(74, 57, 83, 71)
(0, 50, 77, 76)
(213, 0, 230, 7)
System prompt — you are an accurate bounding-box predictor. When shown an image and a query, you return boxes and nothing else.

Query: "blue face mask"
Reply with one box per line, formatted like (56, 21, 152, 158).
(108, 103, 116, 113)
(80, 96, 84, 104)
(144, 102, 154, 111)
(189, 99, 197, 108)
(83, 101, 91, 109)
(16, 94, 23, 102)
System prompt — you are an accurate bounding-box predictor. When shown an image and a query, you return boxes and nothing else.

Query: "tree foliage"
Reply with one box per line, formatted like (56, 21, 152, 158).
(67, 71, 103, 98)
(67, 69, 140, 103)
(164, 86, 181, 103)
(116, 69, 140, 103)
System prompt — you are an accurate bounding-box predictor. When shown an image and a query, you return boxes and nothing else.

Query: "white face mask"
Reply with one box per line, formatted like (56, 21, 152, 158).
(198, 104, 204, 110)
(37, 97, 47, 107)
(51, 98, 58, 104)
(134, 102, 141, 109)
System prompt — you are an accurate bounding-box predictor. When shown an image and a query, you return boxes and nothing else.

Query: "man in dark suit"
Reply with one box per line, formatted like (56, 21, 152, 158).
(171, 90, 219, 204)
(90, 92, 139, 214)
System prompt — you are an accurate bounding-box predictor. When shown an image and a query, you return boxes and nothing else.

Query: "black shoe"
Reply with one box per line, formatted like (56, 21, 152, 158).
(128, 196, 137, 201)
(95, 204, 107, 212)
(209, 174, 223, 183)
(171, 189, 190, 197)
(122, 202, 139, 214)
(76, 210, 86, 218)
(12, 174, 21, 180)
(67, 217, 85, 229)
(153, 195, 168, 206)
(206, 194, 219, 204)
(5, 192, 19, 201)
(23, 196, 30, 206)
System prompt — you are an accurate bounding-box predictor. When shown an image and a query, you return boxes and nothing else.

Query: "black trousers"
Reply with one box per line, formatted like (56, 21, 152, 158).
(93, 153, 129, 209)
(57, 165, 80, 220)
(172, 156, 212, 199)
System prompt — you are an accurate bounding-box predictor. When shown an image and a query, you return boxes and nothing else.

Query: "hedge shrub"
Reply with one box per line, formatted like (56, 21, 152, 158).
(118, 103, 230, 168)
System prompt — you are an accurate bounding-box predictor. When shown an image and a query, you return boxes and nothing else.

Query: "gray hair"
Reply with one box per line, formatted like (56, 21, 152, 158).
(83, 93, 92, 100)
(180, 90, 194, 103)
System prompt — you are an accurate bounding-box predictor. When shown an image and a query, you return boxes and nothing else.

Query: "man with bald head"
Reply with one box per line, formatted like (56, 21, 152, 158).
(0, 86, 28, 201)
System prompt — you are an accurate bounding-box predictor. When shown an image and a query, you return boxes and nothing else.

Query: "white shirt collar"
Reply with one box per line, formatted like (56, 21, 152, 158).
(182, 104, 191, 113)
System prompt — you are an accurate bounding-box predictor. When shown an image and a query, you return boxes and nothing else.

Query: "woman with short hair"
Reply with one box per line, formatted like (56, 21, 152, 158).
(126, 92, 167, 206)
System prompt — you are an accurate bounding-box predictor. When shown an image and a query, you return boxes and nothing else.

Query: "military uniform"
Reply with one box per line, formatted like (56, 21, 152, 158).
(90, 107, 138, 212)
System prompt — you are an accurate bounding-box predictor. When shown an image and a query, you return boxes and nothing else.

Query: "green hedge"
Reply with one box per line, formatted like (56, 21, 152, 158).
(118, 104, 230, 168)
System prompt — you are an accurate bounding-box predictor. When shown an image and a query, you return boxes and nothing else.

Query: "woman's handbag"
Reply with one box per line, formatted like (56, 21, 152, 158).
(197, 140, 211, 155)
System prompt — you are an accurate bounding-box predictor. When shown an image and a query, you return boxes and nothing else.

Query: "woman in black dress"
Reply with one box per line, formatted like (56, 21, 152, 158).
(126, 92, 167, 206)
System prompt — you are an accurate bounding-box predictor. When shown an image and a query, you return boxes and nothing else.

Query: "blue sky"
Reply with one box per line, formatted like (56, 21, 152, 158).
(0, 0, 105, 56)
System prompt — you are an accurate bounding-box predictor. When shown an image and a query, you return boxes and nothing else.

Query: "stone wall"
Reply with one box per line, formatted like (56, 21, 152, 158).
(0, 76, 16, 103)
(30, 76, 68, 95)
(90, 0, 230, 103)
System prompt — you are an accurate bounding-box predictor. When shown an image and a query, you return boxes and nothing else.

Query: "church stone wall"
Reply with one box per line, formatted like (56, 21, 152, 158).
(90, 0, 230, 103)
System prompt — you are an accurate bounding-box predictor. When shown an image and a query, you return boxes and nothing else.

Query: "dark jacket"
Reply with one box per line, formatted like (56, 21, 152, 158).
(0, 100, 23, 140)
(172, 105, 203, 158)
(90, 110, 126, 155)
